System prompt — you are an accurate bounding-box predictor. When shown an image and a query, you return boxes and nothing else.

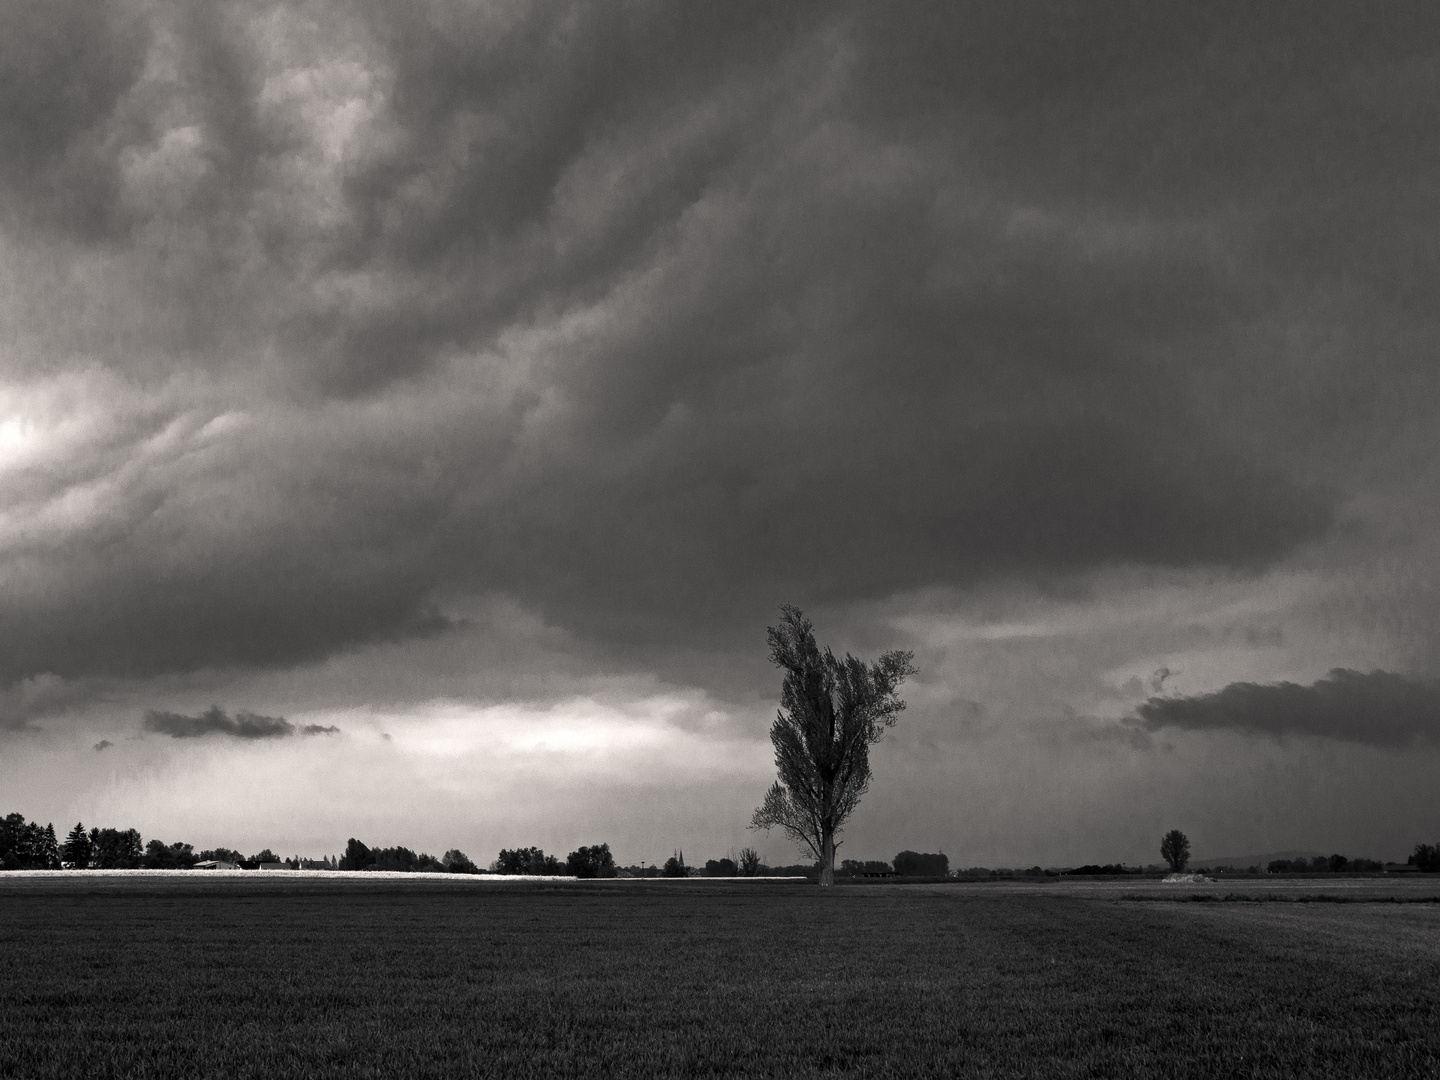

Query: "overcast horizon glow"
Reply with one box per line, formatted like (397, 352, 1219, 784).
(2, 2, 1439, 869)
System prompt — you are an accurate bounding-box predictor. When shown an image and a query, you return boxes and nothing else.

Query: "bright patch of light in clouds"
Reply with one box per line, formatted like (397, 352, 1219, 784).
(360, 695, 765, 775)
(0, 692, 774, 863)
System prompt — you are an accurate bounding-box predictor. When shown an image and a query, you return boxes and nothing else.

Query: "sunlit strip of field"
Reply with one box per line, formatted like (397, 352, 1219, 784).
(0, 868, 807, 883)
(2, 879, 1438, 1078)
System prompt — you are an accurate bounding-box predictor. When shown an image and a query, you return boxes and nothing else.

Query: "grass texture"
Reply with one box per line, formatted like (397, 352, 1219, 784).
(2, 877, 1439, 1078)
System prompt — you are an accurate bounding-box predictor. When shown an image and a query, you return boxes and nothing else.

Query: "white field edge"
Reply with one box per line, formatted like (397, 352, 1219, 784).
(0, 869, 806, 882)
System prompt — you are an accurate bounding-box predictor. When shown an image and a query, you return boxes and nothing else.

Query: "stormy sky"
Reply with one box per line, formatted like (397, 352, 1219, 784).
(3, 1, 1438, 867)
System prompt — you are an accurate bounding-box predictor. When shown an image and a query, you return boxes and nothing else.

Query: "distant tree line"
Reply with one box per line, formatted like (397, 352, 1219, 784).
(0, 814, 59, 869)
(491, 847, 564, 874)
(609, 848, 788, 878)
(12, 808, 1433, 878)
(486, 843, 617, 878)
(1266, 854, 1385, 873)
(336, 841, 623, 877)
(339, 839, 476, 873)
(835, 852, 951, 877)
(841, 859, 894, 875)
(648, 847, 780, 878)
(0, 814, 325, 870)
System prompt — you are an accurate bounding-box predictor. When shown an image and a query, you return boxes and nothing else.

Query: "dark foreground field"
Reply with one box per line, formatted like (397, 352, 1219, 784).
(3, 877, 1439, 1078)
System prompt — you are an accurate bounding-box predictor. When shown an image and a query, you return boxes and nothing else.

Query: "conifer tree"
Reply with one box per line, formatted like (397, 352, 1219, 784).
(40, 824, 60, 869)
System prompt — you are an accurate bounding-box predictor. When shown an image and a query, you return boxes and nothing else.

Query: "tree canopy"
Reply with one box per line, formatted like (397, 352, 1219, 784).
(1161, 830, 1191, 873)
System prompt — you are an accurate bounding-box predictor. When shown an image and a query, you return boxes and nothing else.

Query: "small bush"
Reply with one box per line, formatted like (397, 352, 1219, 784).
(738, 847, 761, 876)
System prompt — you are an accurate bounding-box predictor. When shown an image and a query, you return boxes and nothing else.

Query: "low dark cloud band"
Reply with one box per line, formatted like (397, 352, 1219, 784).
(1138, 669, 1440, 746)
(141, 707, 338, 741)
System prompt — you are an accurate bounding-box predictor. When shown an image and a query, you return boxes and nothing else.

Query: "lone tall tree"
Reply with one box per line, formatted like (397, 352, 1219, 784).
(1161, 829, 1191, 873)
(751, 605, 916, 887)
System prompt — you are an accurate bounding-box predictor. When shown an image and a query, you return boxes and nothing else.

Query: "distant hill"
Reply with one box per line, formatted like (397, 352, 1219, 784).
(1189, 850, 1325, 868)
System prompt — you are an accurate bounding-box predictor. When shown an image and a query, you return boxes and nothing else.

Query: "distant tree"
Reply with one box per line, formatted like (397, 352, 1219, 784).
(493, 847, 564, 875)
(339, 838, 375, 871)
(662, 850, 688, 878)
(496, 848, 526, 874)
(893, 851, 949, 877)
(493, 848, 528, 874)
(88, 827, 143, 869)
(0, 815, 60, 870)
(567, 843, 617, 879)
(370, 846, 415, 871)
(1350, 858, 1383, 873)
(751, 606, 916, 887)
(362, 846, 443, 872)
(1160, 830, 1190, 873)
(442, 849, 477, 874)
(142, 840, 197, 869)
(1413, 843, 1440, 873)
(0, 814, 18, 868)
(252, 849, 280, 864)
(62, 823, 92, 869)
(1327, 854, 1349, 873)
(0, 813, 25, 869)
(38, 824, 59, 869)
(704, 857, 738, 877)
(738, 847, 761, 876)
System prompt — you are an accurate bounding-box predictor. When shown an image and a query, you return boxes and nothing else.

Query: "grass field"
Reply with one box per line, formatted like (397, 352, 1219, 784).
(3, 876, 1439, 1078)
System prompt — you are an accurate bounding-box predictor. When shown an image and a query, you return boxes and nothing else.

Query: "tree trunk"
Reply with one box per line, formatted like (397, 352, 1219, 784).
(818, 828, 835, 887)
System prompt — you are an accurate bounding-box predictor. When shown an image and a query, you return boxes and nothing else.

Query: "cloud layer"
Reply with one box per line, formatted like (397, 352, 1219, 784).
(0, 2, 1436, 716)
(1139, 669, 1440, 746)
(142, 706, 334, 740)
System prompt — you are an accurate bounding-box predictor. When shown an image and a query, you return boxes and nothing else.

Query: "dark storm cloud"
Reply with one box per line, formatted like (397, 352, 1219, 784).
(0, 1, 1433, 687)
(0, 674, 107, 731)
(300, 724, 339, 736)
(0, 0, 148, 238)
(1138, 669, 1440, 746)
(144, 707, 295, 740)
